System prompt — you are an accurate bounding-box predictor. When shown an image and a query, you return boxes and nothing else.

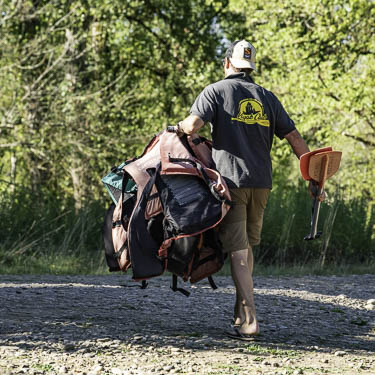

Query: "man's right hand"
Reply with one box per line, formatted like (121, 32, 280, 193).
(166, 125, 178, 133)
(309, 180, 326, 201)
(166, 123, 184, 137)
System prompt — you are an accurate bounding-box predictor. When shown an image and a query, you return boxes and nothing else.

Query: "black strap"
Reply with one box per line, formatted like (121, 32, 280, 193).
(170, 274, 190, 297)
(141, 280, 148, 289)
(192, 138, 203, 145)
(112, 220, 122, 228)
(195, 252, 217, 267)
(113, 240, 127, 259)
(208, 276, 218, 290)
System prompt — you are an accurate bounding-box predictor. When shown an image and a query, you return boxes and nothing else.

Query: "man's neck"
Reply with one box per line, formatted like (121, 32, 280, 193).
(224, 67, 237, 77)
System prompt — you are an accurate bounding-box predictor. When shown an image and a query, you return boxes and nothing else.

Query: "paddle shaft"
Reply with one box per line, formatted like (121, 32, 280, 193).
(305, 155, 328, 240)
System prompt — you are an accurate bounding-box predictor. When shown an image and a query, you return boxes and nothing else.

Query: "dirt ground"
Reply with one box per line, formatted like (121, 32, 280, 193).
(0, 274, 374, 375)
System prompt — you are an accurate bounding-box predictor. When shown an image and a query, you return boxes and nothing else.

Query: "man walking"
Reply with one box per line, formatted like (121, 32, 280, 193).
(177, 40, 314, 339)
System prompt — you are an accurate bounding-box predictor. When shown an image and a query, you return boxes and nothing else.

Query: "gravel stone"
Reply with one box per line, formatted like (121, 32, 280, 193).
(0, 274, 374, 375)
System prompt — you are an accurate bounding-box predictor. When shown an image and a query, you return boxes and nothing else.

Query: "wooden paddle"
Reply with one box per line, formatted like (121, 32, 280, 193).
(300, 149, 342, 240)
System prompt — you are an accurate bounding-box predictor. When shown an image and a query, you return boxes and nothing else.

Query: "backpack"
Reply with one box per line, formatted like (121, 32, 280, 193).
(102, 130, 231, 295)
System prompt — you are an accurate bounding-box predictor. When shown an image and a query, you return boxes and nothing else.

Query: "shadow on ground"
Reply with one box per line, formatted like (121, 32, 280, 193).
(0, 275, 374, 356)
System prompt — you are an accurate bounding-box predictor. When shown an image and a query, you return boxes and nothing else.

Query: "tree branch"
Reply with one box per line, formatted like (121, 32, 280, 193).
(0, 142, 19, 148)
(124, 14, 170, 49)
(196, 0, 229, 33)
(354, 109, 375, 132)
(317, 66, 341, 101)
(342, 132, 375, 148)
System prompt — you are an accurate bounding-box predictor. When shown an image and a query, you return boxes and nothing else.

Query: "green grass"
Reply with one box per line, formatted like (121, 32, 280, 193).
(251, 262, 375, 277)
(0, 180, 374, 276)
(1, 255, 373, 276)
(0, 252, 108, 275)
(217, 258, 375, 277)
(258, 178, 375, 267)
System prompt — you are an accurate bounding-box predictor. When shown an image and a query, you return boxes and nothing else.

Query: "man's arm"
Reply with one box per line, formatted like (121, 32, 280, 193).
(284, 129, 310, 159)
(179, 115, 204, 135)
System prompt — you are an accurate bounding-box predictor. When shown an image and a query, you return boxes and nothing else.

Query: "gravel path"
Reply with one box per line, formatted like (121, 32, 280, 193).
(0, 274, 374, 375)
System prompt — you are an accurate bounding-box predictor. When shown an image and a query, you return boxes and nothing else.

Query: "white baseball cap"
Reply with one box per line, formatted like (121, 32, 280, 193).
(225, 40, 256, 71)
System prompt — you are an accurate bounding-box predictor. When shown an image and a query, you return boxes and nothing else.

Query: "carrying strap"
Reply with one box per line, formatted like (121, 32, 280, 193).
(170, 274, 190, 297)
(113, 240, 127, 260)
(194, 252, 217, 267)
(170, 274, 217, 294)
(207, 276, 218, 290)
(192, 137, 203, 146)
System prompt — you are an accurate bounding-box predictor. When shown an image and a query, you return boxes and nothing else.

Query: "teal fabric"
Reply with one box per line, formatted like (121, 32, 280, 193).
(101, 162, 137, 204)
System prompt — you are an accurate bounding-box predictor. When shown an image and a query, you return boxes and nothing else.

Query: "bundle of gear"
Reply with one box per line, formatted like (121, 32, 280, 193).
(102, 129, 232, 295)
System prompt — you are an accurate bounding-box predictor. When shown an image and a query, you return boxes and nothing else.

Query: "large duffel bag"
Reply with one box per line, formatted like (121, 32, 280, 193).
(102, 130, 231, 293)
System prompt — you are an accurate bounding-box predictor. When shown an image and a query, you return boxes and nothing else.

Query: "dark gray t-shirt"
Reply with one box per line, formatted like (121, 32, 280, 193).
(190, 73, 295, 188)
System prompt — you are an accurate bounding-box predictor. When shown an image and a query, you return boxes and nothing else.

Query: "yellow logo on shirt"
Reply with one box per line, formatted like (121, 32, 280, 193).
(232, 98, 270, 127)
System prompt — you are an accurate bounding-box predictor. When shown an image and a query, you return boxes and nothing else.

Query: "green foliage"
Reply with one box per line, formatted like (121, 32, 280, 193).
(0, 0, 231, 207)
(1, 180, 373, 274)
(1, 0, 374, 203)
(1, 0, 374, 271)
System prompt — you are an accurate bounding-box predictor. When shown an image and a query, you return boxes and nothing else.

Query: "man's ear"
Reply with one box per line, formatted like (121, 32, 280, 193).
(225, 58, 230, 69)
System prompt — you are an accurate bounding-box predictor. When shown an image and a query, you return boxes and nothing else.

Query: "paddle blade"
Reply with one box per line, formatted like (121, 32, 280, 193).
(308, 151, 342, 182)
(300, 147, 333, 181)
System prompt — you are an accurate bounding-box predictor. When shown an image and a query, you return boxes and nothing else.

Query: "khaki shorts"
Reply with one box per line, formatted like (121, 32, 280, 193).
(219, 187, 270, 253)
